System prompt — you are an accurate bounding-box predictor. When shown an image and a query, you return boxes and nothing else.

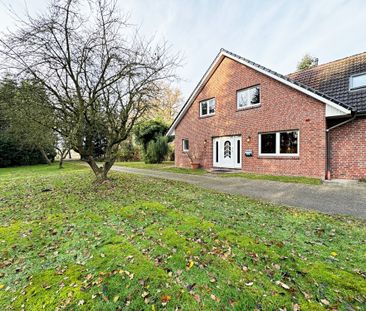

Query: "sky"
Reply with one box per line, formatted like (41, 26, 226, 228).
(0, 0, 365, 101)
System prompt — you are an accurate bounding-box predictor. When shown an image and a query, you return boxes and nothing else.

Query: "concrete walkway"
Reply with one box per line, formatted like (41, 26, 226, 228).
(111, 166, 366, 219)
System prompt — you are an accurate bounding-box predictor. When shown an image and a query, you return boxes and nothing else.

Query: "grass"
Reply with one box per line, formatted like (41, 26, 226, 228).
(0, 163, 365, 310)
(115, 161, 207, 175)
(115, 161, 322, 184)
(219, 172, 322, 185)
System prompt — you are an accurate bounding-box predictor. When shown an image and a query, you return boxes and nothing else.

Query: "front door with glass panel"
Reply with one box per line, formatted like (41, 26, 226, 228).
(213, 136, 241, 169)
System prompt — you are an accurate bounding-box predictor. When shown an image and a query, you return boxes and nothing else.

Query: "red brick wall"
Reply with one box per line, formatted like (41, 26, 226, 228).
(329, 117, 366, 179)
(175, 57, 327, 178)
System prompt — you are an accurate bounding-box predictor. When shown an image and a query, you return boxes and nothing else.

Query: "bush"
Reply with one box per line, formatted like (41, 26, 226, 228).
(168, 143, 175, 161)
(144, 136, 169, 164)
(116, 141, 141, 162)
(134, 120, 169, 153)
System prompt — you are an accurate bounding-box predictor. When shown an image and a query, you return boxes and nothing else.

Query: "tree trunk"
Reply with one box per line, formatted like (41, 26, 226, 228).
(59, 157, 64, 169)
(39, 147, 52, 165)
(86, 156, 106, 181)
(86, 156, 116, 182)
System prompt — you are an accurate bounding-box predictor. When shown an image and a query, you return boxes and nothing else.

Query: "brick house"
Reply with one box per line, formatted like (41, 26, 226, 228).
(167, 49, 366, 179)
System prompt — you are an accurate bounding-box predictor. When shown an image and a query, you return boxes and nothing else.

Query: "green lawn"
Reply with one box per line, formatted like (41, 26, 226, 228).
(116, 162, 321, 184)
(0, 163, 365, 310)
(115, 161, 207, 175)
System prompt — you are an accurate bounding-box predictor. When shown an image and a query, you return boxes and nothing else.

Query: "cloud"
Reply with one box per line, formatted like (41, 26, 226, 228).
(0, 0, 365, 100)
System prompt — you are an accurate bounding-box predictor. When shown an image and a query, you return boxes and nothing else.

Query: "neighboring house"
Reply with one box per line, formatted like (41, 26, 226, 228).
(167, 49, 366, 179)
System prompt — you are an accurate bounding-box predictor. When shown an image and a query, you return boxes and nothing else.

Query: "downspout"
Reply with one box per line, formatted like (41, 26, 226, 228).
(325, 111, 357, 180)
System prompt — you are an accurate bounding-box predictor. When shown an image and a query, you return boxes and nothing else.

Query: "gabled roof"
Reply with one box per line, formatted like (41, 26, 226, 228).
(167, 49, 353, 136)
(288, 52, 366, 113)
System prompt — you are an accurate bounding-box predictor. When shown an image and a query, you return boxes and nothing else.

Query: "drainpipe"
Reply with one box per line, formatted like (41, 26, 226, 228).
(325, 111, 357, 180)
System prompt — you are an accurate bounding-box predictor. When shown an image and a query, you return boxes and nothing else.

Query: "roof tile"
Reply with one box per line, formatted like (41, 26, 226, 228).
(288, 52, 366, 113)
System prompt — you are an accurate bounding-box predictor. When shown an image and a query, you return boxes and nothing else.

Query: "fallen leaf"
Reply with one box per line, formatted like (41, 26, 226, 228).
(0, 284, 4, 289)
(331, 252, 337, 257)
(161, 295, 171, 303)
(293, 303, 300, 311)
(275, 280, 290, 290)
(210, 277, 217, 283)
(193, 294, 201, 303)
(186, 260, 194, 271)
(273, 264, 281, 270)
(113, 295, 119, 302)
(142, 291, 149, 298)
(320, 299, 329, 306)
(78, 300, 85, 306)
(210, 294, 220, 302)
(85, 274, 93, 281)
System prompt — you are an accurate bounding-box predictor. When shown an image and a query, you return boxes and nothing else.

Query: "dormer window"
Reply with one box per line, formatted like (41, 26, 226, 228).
(350, 73, 366, 90)
(200, 98, 215, 117)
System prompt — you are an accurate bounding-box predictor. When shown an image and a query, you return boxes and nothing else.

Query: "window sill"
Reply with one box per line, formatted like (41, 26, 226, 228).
(258, 155, 300, 160)
(199, 114, 215, 119)
(349, 86, 366, 92)
(237, 103, 261, 111)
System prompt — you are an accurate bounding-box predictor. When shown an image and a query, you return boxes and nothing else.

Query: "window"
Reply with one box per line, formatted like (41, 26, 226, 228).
(224, 140, 231, 158)
(200, 98, 216, 117)
(182, 139, 189, 152)
(237, 86, 260, 109)
(350, 73, 366, 90)
(259, 130, 299, 156)
(260, 133, 276, 154)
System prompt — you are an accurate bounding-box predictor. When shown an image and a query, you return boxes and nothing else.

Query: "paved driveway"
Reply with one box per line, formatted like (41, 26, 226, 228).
(111, 166, 366, 219)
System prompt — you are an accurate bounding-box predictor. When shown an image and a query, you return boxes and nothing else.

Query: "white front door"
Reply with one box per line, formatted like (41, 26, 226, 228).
(213, 136, 242, 169)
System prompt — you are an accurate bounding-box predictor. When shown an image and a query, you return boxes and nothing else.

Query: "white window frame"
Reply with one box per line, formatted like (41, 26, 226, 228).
(200, 98, 216, 117)
(349, 72, 366, 91)
(182, 139, 189, 152)
(259, 130, 299, 157)
(237, 85, 261, 110)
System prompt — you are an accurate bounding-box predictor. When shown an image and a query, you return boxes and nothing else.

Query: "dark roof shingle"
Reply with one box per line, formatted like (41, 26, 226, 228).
(287, 52, 366, 113)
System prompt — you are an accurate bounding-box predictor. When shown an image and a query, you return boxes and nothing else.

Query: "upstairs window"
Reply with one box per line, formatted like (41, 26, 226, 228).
(182, 139, 189, 152)
(200, 98, 215, 117)
(350, 73, 366, 90)
(237, 86, 260, 109)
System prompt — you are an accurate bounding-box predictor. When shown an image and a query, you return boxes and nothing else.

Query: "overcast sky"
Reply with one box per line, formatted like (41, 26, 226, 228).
(0, 0, 365, 100)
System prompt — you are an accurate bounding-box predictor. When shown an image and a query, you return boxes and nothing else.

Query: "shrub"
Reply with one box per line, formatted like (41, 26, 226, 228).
(134, 120, 169, 153)
(116, 141, 141, 162)
(144, 136, 169, 164)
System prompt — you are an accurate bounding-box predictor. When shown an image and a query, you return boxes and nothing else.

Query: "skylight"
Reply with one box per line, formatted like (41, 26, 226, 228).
(350, 73, 366, 90)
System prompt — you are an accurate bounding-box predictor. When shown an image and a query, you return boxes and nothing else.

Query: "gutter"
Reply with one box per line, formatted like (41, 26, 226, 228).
(325, 111, 357, 180)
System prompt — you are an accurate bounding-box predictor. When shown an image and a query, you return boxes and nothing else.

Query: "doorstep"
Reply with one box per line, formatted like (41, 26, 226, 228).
(208, 168, 241, 174)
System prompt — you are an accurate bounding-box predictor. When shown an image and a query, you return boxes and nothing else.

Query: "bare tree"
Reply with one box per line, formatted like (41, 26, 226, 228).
(0, 0, 179, 181)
